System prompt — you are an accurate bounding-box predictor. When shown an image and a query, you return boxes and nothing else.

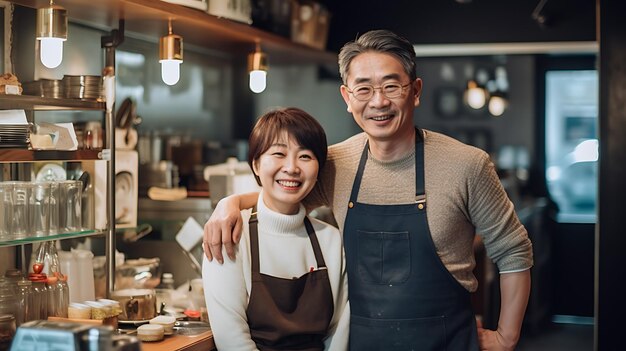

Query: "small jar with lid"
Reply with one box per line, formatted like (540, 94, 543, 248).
(0, 314, 16, 351)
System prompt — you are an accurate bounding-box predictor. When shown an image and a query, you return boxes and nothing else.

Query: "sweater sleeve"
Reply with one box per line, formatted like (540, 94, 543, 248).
(202, 238, 259, 351)
(468, 152, 534, 272)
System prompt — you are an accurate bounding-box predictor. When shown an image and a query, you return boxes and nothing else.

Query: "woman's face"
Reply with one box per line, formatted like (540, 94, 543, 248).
(252, 132, 319, 215)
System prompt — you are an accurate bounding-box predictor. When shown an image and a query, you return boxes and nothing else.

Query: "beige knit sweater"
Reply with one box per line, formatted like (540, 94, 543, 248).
(306, 129, 533, 292)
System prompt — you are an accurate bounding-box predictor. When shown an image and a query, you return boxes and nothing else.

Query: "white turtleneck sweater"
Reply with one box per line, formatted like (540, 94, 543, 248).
(202, 191, 350, 351)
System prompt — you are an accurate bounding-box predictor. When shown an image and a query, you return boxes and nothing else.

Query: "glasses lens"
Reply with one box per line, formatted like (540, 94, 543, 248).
(383, 83, 402, 98)
(353, 86, 373, 101)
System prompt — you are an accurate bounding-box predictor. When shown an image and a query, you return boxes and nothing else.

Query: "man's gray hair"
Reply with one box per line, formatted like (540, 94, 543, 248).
(338, 29, 417, 84)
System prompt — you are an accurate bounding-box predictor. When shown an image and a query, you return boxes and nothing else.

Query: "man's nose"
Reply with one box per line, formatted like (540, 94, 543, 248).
(369, 88, 390, 106)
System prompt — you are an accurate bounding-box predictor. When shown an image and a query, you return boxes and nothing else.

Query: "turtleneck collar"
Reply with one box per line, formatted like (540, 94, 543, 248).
(256, 190, 307, 236)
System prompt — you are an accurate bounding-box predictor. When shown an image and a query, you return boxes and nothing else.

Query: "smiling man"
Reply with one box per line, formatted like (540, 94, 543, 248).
(204, 30, 533, 351)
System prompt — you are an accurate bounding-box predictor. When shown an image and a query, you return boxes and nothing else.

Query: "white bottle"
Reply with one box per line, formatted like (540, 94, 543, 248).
(72, 249, 95, 302)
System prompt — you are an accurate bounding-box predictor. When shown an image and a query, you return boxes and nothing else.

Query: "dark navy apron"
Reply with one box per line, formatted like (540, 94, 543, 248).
(343, 129, 479, 351)
(246, 211, 334, 351)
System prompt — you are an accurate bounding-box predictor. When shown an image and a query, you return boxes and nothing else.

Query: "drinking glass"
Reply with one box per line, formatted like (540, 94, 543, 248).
(59, 180, 82, 233)
(12, 181, 33, 239)
(30, 182, 51, 237)
(48, 182, 60, 235)
(0, 182, 13, 240)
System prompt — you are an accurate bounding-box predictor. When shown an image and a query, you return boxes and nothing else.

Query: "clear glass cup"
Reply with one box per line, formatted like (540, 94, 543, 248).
(12, 181, 33, 239)
(59, 180, 82, 233)
(30, 182, 51, 237)
(49, 181, 60, 235)
(0, 182, 13, 241)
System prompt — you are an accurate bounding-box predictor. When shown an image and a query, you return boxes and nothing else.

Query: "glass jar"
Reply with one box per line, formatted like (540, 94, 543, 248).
(16, 279, 33, 325)
(0, 279, 18, 325)
(3, 269, 22, 294)
(28, 273, 48, 320)
(0, 314, 16, 351)
(47, 274, 69, 318)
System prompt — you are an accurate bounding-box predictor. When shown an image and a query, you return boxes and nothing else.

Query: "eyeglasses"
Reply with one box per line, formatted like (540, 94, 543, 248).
(345, 81, 412, 101)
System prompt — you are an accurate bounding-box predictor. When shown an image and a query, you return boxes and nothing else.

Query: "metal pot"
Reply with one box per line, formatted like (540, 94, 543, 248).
(110, 289, 157, 321)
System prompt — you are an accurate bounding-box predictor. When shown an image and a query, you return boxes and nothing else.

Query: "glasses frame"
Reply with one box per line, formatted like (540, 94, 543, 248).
(344, 81, 413, 101)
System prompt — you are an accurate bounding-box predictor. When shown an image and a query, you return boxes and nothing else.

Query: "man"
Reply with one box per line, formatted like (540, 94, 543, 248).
(204, 30, 532, 351)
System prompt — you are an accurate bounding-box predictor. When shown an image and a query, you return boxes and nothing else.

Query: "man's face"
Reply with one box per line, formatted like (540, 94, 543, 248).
(340, 52, 422, 143)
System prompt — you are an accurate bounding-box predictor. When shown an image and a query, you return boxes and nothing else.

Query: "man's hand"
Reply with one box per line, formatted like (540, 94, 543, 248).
(203, 196, 244, 264)
(476, 319, 516, 351)
(203, 192, 260, 264)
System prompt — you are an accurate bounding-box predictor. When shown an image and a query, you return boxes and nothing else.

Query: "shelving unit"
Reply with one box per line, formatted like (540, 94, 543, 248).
(0, 91, 113, 305)
(0, 149, 102, 162)
(0, 230, 105, 248)
(7, 0, 338, 65)
(0, 94, 105, 111)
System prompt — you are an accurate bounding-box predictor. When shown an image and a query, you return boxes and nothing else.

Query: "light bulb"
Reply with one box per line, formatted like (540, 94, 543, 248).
(249, 70, 267, 93)
(160, 59, 181, 86)
(488, 95, 507, 116)
(466, 86, 487, 109)
(39, 37, 65, 68)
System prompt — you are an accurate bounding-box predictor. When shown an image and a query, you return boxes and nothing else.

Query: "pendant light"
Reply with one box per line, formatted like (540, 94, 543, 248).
(159, 19, 183, 86)
(248, 42, 268, 93)
(37, 0, 68, 69)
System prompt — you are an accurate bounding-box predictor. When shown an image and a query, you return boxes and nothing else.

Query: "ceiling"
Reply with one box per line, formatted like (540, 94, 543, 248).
(319, 0, 596, 53)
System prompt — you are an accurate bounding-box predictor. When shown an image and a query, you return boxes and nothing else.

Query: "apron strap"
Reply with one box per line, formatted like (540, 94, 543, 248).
(305, 217, 327, 269)
(249, 207, 261, 274)
(349, 128, 426, 209)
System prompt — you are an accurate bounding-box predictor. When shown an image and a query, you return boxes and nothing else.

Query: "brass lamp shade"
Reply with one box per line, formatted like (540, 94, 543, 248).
(37, 4, 68, 39)
(248, 50, 268, 72)
(159, 34, 183, 61)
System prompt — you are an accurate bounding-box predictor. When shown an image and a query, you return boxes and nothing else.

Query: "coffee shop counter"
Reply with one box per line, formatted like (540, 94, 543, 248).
(141, 330, 215, 351)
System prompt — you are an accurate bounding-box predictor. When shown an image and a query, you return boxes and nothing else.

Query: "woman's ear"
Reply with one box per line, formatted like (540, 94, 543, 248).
(252, 159, 259, 176)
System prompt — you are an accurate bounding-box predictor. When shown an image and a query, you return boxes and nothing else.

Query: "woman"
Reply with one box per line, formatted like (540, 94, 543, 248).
(202, 107, 349, 351)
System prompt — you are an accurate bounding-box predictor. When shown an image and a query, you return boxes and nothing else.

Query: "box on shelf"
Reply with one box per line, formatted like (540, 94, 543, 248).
(160, 0, 208, 11)
(291, 0, 330, 50)
(207, 0, 252, 24)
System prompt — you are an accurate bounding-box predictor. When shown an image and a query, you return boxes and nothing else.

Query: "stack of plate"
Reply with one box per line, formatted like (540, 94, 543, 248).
(63, 75, 103, 100)
(0, 124, 30, 148)
(22, 79, 64, 98)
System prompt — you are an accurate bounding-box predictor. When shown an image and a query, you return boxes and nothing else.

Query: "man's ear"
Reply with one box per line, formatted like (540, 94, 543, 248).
(413, 78, 423, 107)
(340, 85, 352, 113)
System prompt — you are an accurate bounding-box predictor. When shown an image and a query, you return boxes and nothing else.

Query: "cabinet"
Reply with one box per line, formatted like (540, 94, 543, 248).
(0, 92, 116, 293)
(7, 0, 337, 65)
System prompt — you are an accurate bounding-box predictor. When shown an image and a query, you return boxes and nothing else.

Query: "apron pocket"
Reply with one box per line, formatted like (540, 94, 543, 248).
(357, 230, 411, 284)
(350, 314, 446, 351)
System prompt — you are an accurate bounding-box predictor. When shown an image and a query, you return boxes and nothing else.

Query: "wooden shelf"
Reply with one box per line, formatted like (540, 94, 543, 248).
(0, 148, 103, 162)
(8, 0, 338, 65)
(0, 94, 105, 111)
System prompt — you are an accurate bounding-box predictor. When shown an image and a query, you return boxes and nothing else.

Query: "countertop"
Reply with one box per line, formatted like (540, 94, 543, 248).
(141, 330, 215, 351)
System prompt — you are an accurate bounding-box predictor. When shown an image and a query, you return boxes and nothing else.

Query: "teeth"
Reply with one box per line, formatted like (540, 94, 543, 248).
(278, 180, 300, 187)
(371, 115, 391, 121)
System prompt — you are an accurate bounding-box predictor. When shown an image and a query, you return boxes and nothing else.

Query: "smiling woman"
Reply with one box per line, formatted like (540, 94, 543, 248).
(202, 107, 349, 351)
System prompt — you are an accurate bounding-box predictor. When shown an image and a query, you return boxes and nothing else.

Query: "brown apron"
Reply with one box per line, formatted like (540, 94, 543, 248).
(246, 211, 334, 351)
